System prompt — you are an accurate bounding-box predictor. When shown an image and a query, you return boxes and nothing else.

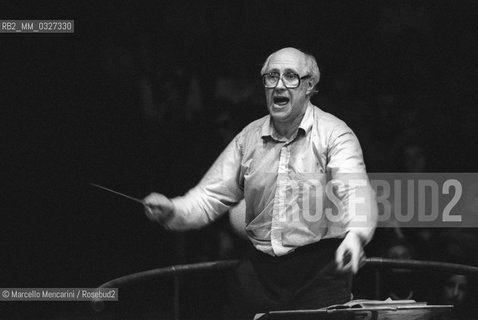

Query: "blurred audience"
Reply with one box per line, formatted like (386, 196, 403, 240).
(433, 274, 477, 320)
(378, 238, 424, 300)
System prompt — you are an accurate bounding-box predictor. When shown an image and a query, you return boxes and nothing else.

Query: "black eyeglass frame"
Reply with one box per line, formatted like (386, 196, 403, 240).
(262, 72, 312, 89)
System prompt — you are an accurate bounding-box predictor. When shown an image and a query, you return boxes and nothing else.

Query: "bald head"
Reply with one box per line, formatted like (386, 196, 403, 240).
(261, 47, 320, 95)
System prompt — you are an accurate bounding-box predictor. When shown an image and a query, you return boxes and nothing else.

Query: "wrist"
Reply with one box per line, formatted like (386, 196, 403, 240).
(160, 199, 174, 224)
(346, 230, 365, 247)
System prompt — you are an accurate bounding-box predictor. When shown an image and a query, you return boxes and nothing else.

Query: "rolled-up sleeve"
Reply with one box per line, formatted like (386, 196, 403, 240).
(164, 133, 245, 231)
(327, 125, 377, 244)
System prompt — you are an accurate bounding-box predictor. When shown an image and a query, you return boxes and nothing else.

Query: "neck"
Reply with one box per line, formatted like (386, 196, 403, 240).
(273, 105, 308, 139)
(273, 118, 301, 139)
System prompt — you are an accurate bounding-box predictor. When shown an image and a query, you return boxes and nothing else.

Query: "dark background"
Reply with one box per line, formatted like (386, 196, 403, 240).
(2, 0, 478, 318)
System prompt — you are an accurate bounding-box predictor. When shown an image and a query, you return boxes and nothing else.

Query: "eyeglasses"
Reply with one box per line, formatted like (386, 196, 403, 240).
(262, 72, 311, 89)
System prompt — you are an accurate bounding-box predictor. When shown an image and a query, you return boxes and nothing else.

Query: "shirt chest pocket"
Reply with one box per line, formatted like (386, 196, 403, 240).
(241, 143, 281, 175)
(289, 139, 327, 174)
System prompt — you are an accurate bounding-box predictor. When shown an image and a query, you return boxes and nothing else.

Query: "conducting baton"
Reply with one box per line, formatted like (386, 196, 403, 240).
(89, 183, 145, 204)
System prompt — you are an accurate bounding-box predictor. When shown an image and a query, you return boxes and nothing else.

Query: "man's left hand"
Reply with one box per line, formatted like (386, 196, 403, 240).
(335, 231, 364, 274)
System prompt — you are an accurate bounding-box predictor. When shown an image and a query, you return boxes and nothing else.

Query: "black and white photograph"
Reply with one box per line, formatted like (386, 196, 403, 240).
(2, 1, 478, 319)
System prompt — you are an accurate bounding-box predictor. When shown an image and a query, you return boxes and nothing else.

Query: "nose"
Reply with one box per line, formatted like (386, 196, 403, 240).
(275, 76, 286, 90)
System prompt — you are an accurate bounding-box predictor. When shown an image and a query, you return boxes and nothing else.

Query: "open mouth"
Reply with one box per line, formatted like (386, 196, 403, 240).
(273, 96, 290, 106)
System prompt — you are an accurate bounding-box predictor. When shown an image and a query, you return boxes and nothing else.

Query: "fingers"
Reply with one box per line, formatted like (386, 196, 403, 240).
(143, 193, 169, 206)
(335, 245, 345, 271)
(335, 250, 354, 272)
(144, 204, 157, 221)
(336, 249, 359, 273)
(358, 251, 367, 268)
(143, 193, 173, 223)
(350, 251, 360, 274)
(335, 233, 364, 274)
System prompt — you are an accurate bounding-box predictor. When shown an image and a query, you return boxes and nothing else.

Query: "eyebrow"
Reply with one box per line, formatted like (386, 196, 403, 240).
(266, 68, 298, 74)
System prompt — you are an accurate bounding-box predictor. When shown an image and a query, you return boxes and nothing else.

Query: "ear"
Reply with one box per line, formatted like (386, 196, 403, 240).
(305, 78, 315, 95)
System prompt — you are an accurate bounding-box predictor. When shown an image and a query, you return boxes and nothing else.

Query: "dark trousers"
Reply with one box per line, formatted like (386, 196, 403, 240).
(227, 239, 352, 319)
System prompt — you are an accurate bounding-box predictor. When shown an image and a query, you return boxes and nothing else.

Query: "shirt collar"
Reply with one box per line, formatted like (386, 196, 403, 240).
(260, 116, 274, 138)
(261, 102, 314, 140)
(299, 101, 314, 134)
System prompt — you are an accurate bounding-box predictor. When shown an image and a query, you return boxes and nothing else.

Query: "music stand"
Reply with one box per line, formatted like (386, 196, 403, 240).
(254, 304, 452, 320)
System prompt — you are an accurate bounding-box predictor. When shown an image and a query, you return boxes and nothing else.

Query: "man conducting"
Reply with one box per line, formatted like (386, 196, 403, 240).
(144, 47, 377, 316)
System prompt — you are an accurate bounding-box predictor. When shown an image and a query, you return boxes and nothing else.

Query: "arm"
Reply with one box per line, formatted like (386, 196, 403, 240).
(144, 132, 244, 230)
(327, 125, 378, 273)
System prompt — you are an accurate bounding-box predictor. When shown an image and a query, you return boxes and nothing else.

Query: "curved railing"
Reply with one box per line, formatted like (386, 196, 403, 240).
(92, 258, 478, 317)
(95, 259, 240, 290)
(95, 258, 478, 290)
(363, 257, 478, 274)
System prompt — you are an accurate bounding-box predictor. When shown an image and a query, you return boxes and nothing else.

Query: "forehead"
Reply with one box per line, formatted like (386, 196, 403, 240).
(265, 50, 306, 73)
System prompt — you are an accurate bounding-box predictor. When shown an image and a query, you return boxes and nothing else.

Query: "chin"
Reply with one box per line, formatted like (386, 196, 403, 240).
(269, 109, 290, 121)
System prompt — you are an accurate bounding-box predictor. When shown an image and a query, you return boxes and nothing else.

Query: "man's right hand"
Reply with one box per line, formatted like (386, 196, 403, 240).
(143, 193, 174, 224)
